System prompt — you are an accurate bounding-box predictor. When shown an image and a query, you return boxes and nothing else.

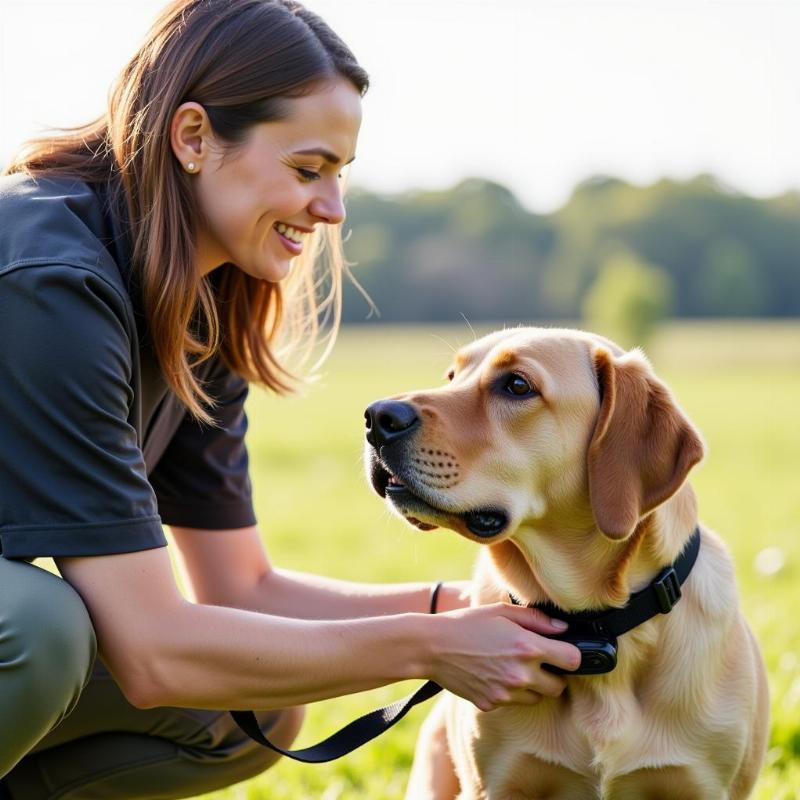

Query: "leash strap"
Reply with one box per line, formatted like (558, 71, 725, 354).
(231, 581, 445, 763)
(230, 680, 442, 763)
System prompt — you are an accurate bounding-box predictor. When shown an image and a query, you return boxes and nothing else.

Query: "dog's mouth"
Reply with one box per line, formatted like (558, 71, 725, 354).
(370, 459, 508, 538)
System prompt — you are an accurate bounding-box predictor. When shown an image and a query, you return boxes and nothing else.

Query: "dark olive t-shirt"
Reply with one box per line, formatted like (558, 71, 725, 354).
(0, 173, 256, 559)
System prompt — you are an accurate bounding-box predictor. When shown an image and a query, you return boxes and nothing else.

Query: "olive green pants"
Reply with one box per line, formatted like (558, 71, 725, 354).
(0, 556, 302, 799)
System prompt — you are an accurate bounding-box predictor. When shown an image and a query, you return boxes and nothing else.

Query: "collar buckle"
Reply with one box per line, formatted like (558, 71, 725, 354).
(653, 566, 682, 613)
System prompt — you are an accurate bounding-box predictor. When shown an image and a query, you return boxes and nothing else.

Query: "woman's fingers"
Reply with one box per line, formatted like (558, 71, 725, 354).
(481, 667, 569, 711)
(500, 603, 570, 635)
(534, 634, 582, 675)
(494, 603, 582, 673)
(475, 669, 568, 711)
(525, 665, 569, 698)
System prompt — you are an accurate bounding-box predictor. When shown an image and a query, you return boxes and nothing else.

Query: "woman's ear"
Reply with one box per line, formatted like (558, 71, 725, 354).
(170, 101, 212, 173)
(587, 347, 705, 540)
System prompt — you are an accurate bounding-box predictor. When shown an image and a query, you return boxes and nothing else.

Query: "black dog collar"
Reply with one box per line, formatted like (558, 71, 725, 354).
(510, 526, 702, 675)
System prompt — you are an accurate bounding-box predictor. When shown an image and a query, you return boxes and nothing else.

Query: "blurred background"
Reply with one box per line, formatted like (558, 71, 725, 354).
(3, 1, 798, 798)
(3, 0, 800, 344)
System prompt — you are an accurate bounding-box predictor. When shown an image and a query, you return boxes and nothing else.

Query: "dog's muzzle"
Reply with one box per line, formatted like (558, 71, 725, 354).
(363, 400, 509, 538)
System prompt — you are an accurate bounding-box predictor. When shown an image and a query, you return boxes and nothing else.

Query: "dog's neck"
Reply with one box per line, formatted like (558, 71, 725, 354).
(487, 484, 699, 612)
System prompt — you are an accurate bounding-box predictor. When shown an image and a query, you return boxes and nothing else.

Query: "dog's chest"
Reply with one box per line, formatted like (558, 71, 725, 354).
(453, 689, 682, 798)
(485, 689, 639, 767)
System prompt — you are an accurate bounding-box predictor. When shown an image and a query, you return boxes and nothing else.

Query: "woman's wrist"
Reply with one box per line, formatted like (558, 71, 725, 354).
(412, 582, 471, 683)
(409, 609, 448, 681)
(429, 581, 443, 614)
(433, 580, 472, 613)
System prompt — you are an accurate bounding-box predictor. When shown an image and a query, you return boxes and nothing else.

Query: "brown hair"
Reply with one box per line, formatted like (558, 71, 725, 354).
(4, 0, 369, 424)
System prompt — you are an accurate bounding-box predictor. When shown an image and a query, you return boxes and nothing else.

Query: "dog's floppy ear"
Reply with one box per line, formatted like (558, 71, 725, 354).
(588, 347, 705, 540)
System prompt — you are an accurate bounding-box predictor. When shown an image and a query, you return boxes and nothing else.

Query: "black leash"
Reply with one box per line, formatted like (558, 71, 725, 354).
(232, 530, 701, 761)
(230, 679, 442, 763)
(229, 582, 444, 763)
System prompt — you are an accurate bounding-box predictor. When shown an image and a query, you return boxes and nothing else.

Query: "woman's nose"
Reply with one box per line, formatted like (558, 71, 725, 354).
(309, 182, 346, 225)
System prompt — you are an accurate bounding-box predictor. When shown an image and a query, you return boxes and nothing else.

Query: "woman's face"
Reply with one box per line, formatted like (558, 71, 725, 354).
(186, 77, 363, 280)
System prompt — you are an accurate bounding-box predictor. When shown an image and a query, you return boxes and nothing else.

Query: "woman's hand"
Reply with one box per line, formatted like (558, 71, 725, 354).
(425, 603, 581, 712)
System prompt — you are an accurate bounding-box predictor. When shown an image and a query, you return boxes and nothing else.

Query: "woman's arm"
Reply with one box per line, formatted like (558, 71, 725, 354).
(57, 543, 579, 714)
(57, 547, 428, 710)
(169, 524, 471, 618)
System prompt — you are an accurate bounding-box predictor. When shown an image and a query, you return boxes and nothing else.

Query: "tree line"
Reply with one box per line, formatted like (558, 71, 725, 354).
(339, 174, 800, 324)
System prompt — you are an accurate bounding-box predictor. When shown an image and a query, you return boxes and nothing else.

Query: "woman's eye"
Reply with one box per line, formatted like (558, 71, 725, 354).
(503, 374, 537, 397)
(297, 167, 321, 182)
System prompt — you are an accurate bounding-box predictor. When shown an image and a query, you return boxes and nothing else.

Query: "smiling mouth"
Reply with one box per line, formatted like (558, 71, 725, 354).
(371, 461, 509, 538)
(274, 223, 306, 254)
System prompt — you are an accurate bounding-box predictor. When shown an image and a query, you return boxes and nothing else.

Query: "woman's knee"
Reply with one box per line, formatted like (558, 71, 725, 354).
(0, 560, 97, 712)
(0, 560, 97, 775)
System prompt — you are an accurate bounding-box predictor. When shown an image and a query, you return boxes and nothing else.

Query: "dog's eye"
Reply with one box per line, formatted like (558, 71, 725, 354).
(503, 373, 538, 397)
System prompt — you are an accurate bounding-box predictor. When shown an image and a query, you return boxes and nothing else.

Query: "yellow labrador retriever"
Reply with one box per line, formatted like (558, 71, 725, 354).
(364, 327, 768, 800)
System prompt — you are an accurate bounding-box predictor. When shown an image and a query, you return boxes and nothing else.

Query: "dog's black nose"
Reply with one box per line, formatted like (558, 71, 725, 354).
(364, 400, 419, 448)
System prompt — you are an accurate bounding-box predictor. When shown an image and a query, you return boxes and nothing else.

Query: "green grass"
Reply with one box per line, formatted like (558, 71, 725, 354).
(191, 320, 800, 800)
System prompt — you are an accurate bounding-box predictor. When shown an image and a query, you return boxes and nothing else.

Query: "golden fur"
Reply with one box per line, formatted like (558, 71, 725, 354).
(376, 327, 768, 800)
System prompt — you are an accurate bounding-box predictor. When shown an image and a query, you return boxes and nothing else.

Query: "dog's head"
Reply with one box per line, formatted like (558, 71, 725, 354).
(364, 327, 704, 545)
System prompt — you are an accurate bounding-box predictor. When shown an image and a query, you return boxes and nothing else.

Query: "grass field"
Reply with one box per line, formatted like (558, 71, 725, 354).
(190, 320, 800, 800)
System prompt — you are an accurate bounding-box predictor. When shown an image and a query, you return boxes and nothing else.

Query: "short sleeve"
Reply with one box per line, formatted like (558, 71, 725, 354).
(0, 263, 165, 559)
(148, 355, 256, 530)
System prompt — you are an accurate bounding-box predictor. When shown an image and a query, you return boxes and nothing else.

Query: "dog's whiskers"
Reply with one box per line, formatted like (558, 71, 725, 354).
(460, 312, 478, 343)
(429, 333, 458, 357)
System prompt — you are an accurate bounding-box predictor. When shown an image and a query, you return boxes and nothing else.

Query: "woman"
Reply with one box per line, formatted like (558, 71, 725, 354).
(0, 1, 580, 797)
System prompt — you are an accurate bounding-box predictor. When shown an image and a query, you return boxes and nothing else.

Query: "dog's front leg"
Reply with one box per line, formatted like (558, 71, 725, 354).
(405, 696, 461, 800)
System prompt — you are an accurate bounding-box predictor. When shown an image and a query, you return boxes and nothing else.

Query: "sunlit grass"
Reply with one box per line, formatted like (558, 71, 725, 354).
(188, 320, 799, 800)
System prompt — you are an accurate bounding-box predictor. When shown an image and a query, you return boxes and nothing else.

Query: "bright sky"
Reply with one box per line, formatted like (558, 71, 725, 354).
(2, 0, 798, 213)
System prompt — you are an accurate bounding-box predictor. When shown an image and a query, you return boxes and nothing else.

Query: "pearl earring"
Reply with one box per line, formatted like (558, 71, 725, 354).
(186, 161, 198, 173)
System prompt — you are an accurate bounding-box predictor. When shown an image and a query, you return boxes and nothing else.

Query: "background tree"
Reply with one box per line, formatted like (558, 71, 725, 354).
(581, 250, 674, 350)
